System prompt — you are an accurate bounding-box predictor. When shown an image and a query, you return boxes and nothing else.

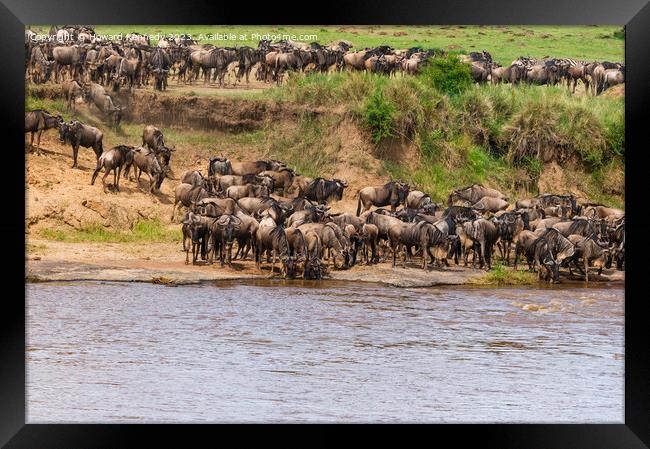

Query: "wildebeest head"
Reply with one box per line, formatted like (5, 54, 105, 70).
(58, 121, 73, 143)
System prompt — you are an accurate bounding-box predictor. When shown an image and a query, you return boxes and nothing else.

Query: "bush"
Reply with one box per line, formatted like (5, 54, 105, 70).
(361, 88, 395, 143)
(419, 55, 473, 96)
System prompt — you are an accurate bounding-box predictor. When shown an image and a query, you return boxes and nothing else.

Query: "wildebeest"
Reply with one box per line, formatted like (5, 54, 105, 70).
(61, 79, 84, 111)
(85, 82, 122, 125)
(388, 221, 446, 270)
(142, 125, 165, 151)
(208, 214, 242, 266)
(462, 218, 498, 270)
(171, 183, 210, 221)
(471, 196, 509, 213)
(225, 184, 269, 201)
(566, 234, 610, 282)
(90, 145, 134, 191)
(357, 181, 409, 215)
(180, 170, 210, 189)
(303, 178, 348, 204)
(258, 169, 293, 195)
(182, 212, 212, 265)
(52, 44, 86, 82)
(150, 47, 171, 90)
(448, 184, 506, 206)
(25, 109, 63, 154)
(231, 159, 286, 176)
(255, 224, 296, 278)
(124, 146, 164, 193)
(405, 190, 432, 209)
(58, 120, 103, 168)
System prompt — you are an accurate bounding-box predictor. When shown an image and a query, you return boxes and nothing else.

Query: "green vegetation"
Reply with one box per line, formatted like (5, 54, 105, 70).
(420, 55, 473, 96)
(28, 25, 625, 65)
(40, 219, 181, 243)
(475, 262, 537, 285)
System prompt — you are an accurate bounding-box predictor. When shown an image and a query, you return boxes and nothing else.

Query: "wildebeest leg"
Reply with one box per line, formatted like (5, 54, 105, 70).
(72, 144, 79, 168)
(35, 129, 43, 155)
(270, 250, 277, 276)
(101, 167, 111, 190)
(115, 166, 122, 191)
(584, 258, 589, 283)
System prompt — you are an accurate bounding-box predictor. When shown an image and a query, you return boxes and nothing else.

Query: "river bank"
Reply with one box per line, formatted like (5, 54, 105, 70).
(25, 239, 624, 287)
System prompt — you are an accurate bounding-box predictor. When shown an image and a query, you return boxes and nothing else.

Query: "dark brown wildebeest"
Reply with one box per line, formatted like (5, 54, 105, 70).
(357, 181, 410, 215)
(492, 211, 528, 264)
(303, 178, 348, 204)
(208, 214, 241, 266)
(448, 184, 506, 206)
(25, 110, 63, 154)
(537, 228, 575, 267)
(182, 211, 213, 265)
(463, 218, 498, 270)
(513, 231, 560, 282)
(58, 120, 103, 168)
(90, 145, 134, 192)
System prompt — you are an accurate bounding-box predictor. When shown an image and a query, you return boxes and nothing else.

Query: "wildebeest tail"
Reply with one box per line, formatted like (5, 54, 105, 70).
(356, 194, 362, 216)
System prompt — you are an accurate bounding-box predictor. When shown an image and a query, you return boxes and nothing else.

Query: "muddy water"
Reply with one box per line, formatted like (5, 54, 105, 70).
(26, 281, 624, 423)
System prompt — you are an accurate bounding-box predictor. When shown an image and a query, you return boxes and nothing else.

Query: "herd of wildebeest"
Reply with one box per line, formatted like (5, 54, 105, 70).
(25, 26, 625, 283)
(25, 111, 625, 283)
(26, 25, 624, 108)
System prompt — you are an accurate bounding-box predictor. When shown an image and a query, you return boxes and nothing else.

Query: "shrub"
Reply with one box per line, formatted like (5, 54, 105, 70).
(361, 88, 395, 143)
(419, 54, 473, 96)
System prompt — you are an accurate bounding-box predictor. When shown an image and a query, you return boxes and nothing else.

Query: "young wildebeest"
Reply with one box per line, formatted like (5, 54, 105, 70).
(25, 110, 62, 154)
(90, 145, 135, 192)
(183, 212, 213, 265)
(125, 147, 164, 193)
(59, 121, 103, 169)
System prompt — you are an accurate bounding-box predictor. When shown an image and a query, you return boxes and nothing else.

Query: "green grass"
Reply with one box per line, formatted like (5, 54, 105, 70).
(475, 262, 537, 285)
(28, 25, 624, 66)
(40, 219, 181, 243)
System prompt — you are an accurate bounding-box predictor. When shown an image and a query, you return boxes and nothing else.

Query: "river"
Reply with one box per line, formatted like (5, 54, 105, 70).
(26, 280, 624, 423)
